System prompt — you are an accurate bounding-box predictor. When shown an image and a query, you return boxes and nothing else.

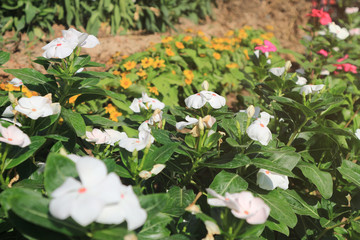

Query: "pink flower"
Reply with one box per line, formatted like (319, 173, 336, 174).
(0, 125, 31, 148)
(254, 40, 277, 53)
(207, 189, 270, 225)
(337, 54, 349, 62)
(350, 28, 360, 36)
(342, 63, 357, 73)
(317, 49, 329, 57)
(307, 8, 332, 25)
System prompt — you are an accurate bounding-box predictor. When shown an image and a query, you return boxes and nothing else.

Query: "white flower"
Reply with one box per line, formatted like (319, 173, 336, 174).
(61, 28, 100, 48)
(296, 76, 307, 85)
(119, 123, 154, 152)
(86, 129, 110, 145)
(2, 105, 15, 118)
(42, 37, 78, 59)
(96, 183, 147, 230)
(206, 189, 270, 225)
(246, 112, 272, 146)
(185, 91, 226, 109)
(129, 93, 165, 113)
(104, 129, 127, 146)
(176, 115, 199, 130)
(10, 78, 23, 87)
(139, 164, 166, 180)
(148, 109, 163, 126)
(350, 28, 360, 36)
(300, 84, 324, 95)
(328, 22, 349, 40)
(49, 156, 122, 226)
(0, 125, 31, 148)
(203, 221, 220, 240)
(345, 7, 359, 14)
(139, 171, 152, 180)
(296, 68, 305, 75)
(269, 67, 285, 77)
(203, 115, 216, 128)
(320, 69, 330, 75)
(355, 129, 360, 140)
(15, 95, 60, 120)
(257, 169, 289, 190)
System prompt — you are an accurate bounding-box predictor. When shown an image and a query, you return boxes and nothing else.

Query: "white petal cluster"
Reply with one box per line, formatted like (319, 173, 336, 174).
(328, 22, 349, 40)
(207, 189, 270, 224)
(176, 115, 216, 130)
(129, 93, 165, 113)
(296, 76, 307, 85)
(185, 91, 226, 109)
(246, 112, 272, 146)
(269, 67, 285, 77)
(0, 125, 31, 148)
(139, 164, 166, 180)
(42, 28, 100, 59)
(300, 84, 324, 95)
(256, 169, 289, 190)
(86, 128, 127, 145)
(119, 121, 155, 152)
(355, 129, 360, 140)
(15, 95, 60, 120)
(10, 78, 23, 87)
(49, 156, 147, 229)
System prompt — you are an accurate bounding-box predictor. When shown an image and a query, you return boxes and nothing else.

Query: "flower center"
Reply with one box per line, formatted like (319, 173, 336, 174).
(121, 193, 125, 199)
(265, 170, 270, 174)
(78, 187, 86, 193)
(8, 138, 13, 141)
(56, 43, 62, 47)
(32, 108, 37, 112)
(225, 197, 229, 201)
(260, 123, 265, 127)
(244, 210, 249, 215)
(135, 140, 140, 143)
(212, 93, 216, 96)
(196, 93, 201, 96)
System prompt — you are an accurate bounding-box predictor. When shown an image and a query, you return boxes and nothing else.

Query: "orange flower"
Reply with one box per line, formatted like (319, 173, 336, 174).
(69, 94, 80, 104)
(185, 78, 192, 85)
(183, 36, 192, 42)
(105, 103, 117, 114)
(183, 69, 194, 80)
(226, 63, 239, 69)
(238, 29, 248, 39)
(185, 28, 193, 33)
(243, 25, 252, 30)
(137, 69, 147, 79)
(112, 70, 121, 75)
(171, 70, 176, 75)
(213, 52, 221, 60)
(122, 55, 129, 59)
(226, 30, 234, 37)
(166, 48, 175, 56)
(260, 32, 274, 40)
(251, 38, 263, 45)
(266, 25, 274, 31)
(175, 41, 185, 49)
(152, 59, 166, 68)
(109, 111, 122, 122)
(202, 36, 209, 42)
(161, 36, 173, 43)
(141, 57, 154, 69)
(120, 76, 132, 89)
(148, 86, 159, 96)
(243, 49, 250, 60)
(197, 31, 205, 37)
(123, 61, 136, 70)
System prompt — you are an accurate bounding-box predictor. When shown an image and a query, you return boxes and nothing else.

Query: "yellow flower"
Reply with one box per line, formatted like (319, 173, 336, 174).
(185, 28, 193, 33)
(260, 32, 274, 40)
(105, 103, 117, 114)
(243, 25, 252, 30)
(166, 48, 175, 56)
(161, 36, 173, 43)
(197, 31, 205, 37)
(152, 59, 166, 68)
(175, 41, 185, 49)
(137, 69, 147, 79)
(185, 78, 192, 85)
(112, 70, 121, 75)
(148, 86, 159, 96)
(238, 29, 248, 39)
(123, 61, 136, 71)
(171, 70, 176, 75)
(226, 30, 234, 37)
(69, 94, 80, 104)
(120, 76, 132, 89)
(183, 36, 192, 42)
(183, 70, 194, 80)
(109, 111, 122, 122)
(141, 57, 154, 69)
(202, 36, 209, 42)
(213, 52, 221, 60)
(251, 38, 263, 45)
(243, 49, 250, 60)
(226, 63, 239, 69)
(122, 55, 129, 59)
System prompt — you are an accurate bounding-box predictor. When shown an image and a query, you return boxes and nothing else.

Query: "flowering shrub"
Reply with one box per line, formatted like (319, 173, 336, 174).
(0, 4, 359, 240)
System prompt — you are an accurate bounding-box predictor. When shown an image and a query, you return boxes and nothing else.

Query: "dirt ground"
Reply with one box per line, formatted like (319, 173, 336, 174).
(1, 0, 312, 79)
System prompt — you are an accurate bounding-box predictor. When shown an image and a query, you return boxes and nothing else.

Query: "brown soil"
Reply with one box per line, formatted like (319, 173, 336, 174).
(1, 0, 312, 79)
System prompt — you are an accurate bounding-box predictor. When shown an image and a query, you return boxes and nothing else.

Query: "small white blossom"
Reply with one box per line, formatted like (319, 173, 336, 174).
(296, 76, 307, 85)
(86, 129, 111, 145)
(185, 91, 226, 109)
(104, 129, 127, 146)
(329, 22, 349, 40)
(129, 93, 165, 113)
(0, 125, 31, 148)
(10, 78, 23, 87)
(15, 95, 60, 120)
(257, 169, 289, 190)
(345, 7, 359, 14)
(269, 67, 285, 77)
(355, 129, 360, 140)
(300, 84, 324, 95)
(246, 112, 272, 146)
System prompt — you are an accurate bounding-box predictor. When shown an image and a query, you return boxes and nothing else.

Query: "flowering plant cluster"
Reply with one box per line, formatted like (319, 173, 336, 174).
(0, 3, 359, 239)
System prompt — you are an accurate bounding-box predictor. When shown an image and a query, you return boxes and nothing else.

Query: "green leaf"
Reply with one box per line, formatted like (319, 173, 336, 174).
(0, 51, 10, 65)
(0, 188, 86, 236)
(143, 143, 179, 170)
(280, 189, 319, 219)
(4, 68, 56, 94)
(337, 160, 360, 187)
(259, 190, 297, 228)
(209, 170, 248, 195)
(263, 147, 301, 171)
(138, 213, 172, 239)
(297, 161, 333, 199)
(201, 153, 250, 169)
(93, 227, 129, 240)
(270, 96, 316, 118)
(61, 107, 86, 137)
(251, 158, 296, 177)
(139, 193, 169, 217)
(44, 153, 77, 194)
(83, 115, 122, 127)
(265, 220, 289, 236)
(4, 136, 46, 169)
(114, 164, 132, 178)
(162, 186, 195, 217)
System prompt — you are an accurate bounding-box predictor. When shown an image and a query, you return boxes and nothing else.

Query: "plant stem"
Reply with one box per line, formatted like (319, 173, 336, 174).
(315, 216, 360, 240)
(286, 118, 309, 146)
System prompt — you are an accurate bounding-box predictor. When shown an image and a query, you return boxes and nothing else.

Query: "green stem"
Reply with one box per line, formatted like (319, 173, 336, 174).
(286, 118, 309, 146)
(315, 216, 360, 240)
(0, 145, 10, 187)
(181, 157, 202, 187)
(231, 220, 245, 239)
(138, 145, 151, 171)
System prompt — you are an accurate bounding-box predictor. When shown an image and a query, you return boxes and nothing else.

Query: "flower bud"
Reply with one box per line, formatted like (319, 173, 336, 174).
(198, 117, 204, 131)
(285, 60, 292, 71)
(150, 164, 166, 175)
(8, 92, 16, 104)
(246, 105, 255, 118)
(201, 81, 209, 91)
(203, 115, 216, 128)
(139, 170, 152, 180)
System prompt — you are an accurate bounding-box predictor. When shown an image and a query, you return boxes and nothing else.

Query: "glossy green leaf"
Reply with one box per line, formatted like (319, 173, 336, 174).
(337, 160, 360, 187)
(61, 107, 86, 137)
(201, 153, 250, 169)
(251, 158, 296, 177)
(162, 186, 195, 217)
(280, 189, 319, 219)
(209, 170, 248, 195)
